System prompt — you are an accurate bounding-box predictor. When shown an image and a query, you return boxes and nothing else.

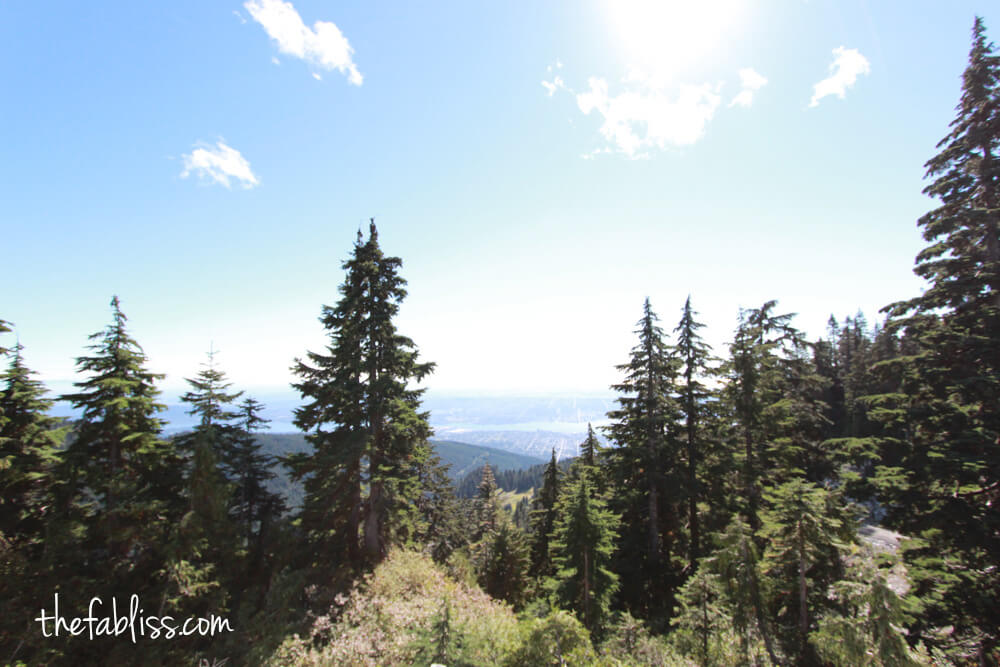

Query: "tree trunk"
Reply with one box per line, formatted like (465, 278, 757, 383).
(583, 548, 591, 630)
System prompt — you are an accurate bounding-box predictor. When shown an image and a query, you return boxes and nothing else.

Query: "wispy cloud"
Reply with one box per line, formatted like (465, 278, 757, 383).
(541, 76, 565, 97)
(181, 141, 259, 189)
(810, 47, 870, 107)
(575, 72, 722, 157)
(729, 67, 767, 108)
(244, 0, 362, 85)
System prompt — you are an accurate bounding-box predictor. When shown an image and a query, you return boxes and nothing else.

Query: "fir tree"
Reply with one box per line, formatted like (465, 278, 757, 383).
(477, 516, 531, 608)
(0, 342, 67, 664)
(674, 295, 713, 569)
(0, 342, 65, 550)
(724, 300, 812, 528)
(758, 479, 850, 662)
(712, 515, 780, 665)
(59, 296, 182, 595)
(474, 463, 501, 540)
(175, 346, 243, 463)
(529, 448, 561, 577)
(413, 448, 465, 564)
(230, 397, 284, 557)
(812, 552, 925, 667)
(605, 298, 682, 617)
(550, 469, 619, 633)
(876, 17, 1000, 660)
(670, 564, 727, 666)
(289, 221, 434, 575)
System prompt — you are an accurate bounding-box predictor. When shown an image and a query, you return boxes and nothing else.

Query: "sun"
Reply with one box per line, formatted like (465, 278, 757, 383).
(603, 0, 749, 80)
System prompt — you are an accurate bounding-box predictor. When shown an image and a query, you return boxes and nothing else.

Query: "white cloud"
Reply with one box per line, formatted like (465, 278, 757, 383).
(181, 141, 259, 189)
(541, 76, 565, 97)
(810, 47, 870, 107)
(729, 67, 767, 108)
(244, 0, 362, 85)
(575, 74, 722, 157)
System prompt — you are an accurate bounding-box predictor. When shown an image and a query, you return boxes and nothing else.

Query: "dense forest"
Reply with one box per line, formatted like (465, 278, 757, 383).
(2, 17, 999, 667)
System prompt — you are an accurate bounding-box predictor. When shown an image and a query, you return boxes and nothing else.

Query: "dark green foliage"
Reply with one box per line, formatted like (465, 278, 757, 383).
(59, 296, 183, 596)
(414, 447, 467, 564)
(670, 565, 727, 666)
(873, 17, 1000, 661)
(549, 469, 619, 633)
(229, 398, 285, 557)
(674, 296, 714, 568)
(474, 462, 501, 539)
(455, 457, 573, 498)
(529, 448, 561, 578)
(0, 343, 66, 550)
(477, 516, 531, 608)
(758, 479, 851, 662)
(289, 221, 435, 577)
(604, 298, 683, 618)
(0, 342, 67, 664)
(711, 514, 781, 665)
(724, 301, 829, 526)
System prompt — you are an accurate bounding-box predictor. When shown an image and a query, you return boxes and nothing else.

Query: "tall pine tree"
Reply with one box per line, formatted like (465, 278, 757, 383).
(674, 295, 713, 569)
(60, 296, 183, 597)
(876, 17, 1000, 661)
(529, 448, 561, 578)
(550, 469, 619, 633)
(289, 221, 435, 578)
(605, 298, 683, 619)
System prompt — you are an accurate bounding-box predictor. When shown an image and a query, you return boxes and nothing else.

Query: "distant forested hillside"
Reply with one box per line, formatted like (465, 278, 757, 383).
(247, 432, 543, 509)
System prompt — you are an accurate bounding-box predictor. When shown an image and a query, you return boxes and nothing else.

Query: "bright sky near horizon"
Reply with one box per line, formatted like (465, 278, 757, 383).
(2, 1, 997, 399)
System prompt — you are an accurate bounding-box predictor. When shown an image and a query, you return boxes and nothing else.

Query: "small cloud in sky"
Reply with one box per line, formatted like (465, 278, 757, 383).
(244, 0, 362, 85)
(575, 72, 722, 157)
(729, 67, 767, 107)
(810, 47, 869, 107)
(312, 72, 322, 80)
(541, 76, 565, 97)
(181, 141, 259, 189)
(271, 56, 280, 65)
(232, 10, 247, 24)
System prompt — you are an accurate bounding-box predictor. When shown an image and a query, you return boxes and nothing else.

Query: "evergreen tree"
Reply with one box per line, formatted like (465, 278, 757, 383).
(875, 17, 1000, 660)
(166, 437, 235, 643)
(670, 564, 727, 666)
(674, 295, 713, 569)
(550, 469, 619, 633)
(414, 448, 465, 564)
(579, 423, 602, 469)
(724, 301, 813, 528)
(0, 343, 65, 551)
(59, 296, 183, 596)
(175, 347, 243, 463)
(477, 516, 531, 608)
(812, 552, 925, 667)
(473, 463, 501, 541)
(712, 515, 780, 665)
(230, 397, 285, 558)
(758, 479, 850, 662)
(605, 298, 683, 617)
(529, 448, 561, 577)
(0, 342, 67, 664)
(289, 221, 434, 576)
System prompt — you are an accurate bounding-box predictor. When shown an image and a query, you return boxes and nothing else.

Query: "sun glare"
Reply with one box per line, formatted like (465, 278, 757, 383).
(604, 0, 749, 80)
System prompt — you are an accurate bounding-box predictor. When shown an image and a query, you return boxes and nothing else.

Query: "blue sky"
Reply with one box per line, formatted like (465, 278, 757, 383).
(2, 1, 997, 399)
